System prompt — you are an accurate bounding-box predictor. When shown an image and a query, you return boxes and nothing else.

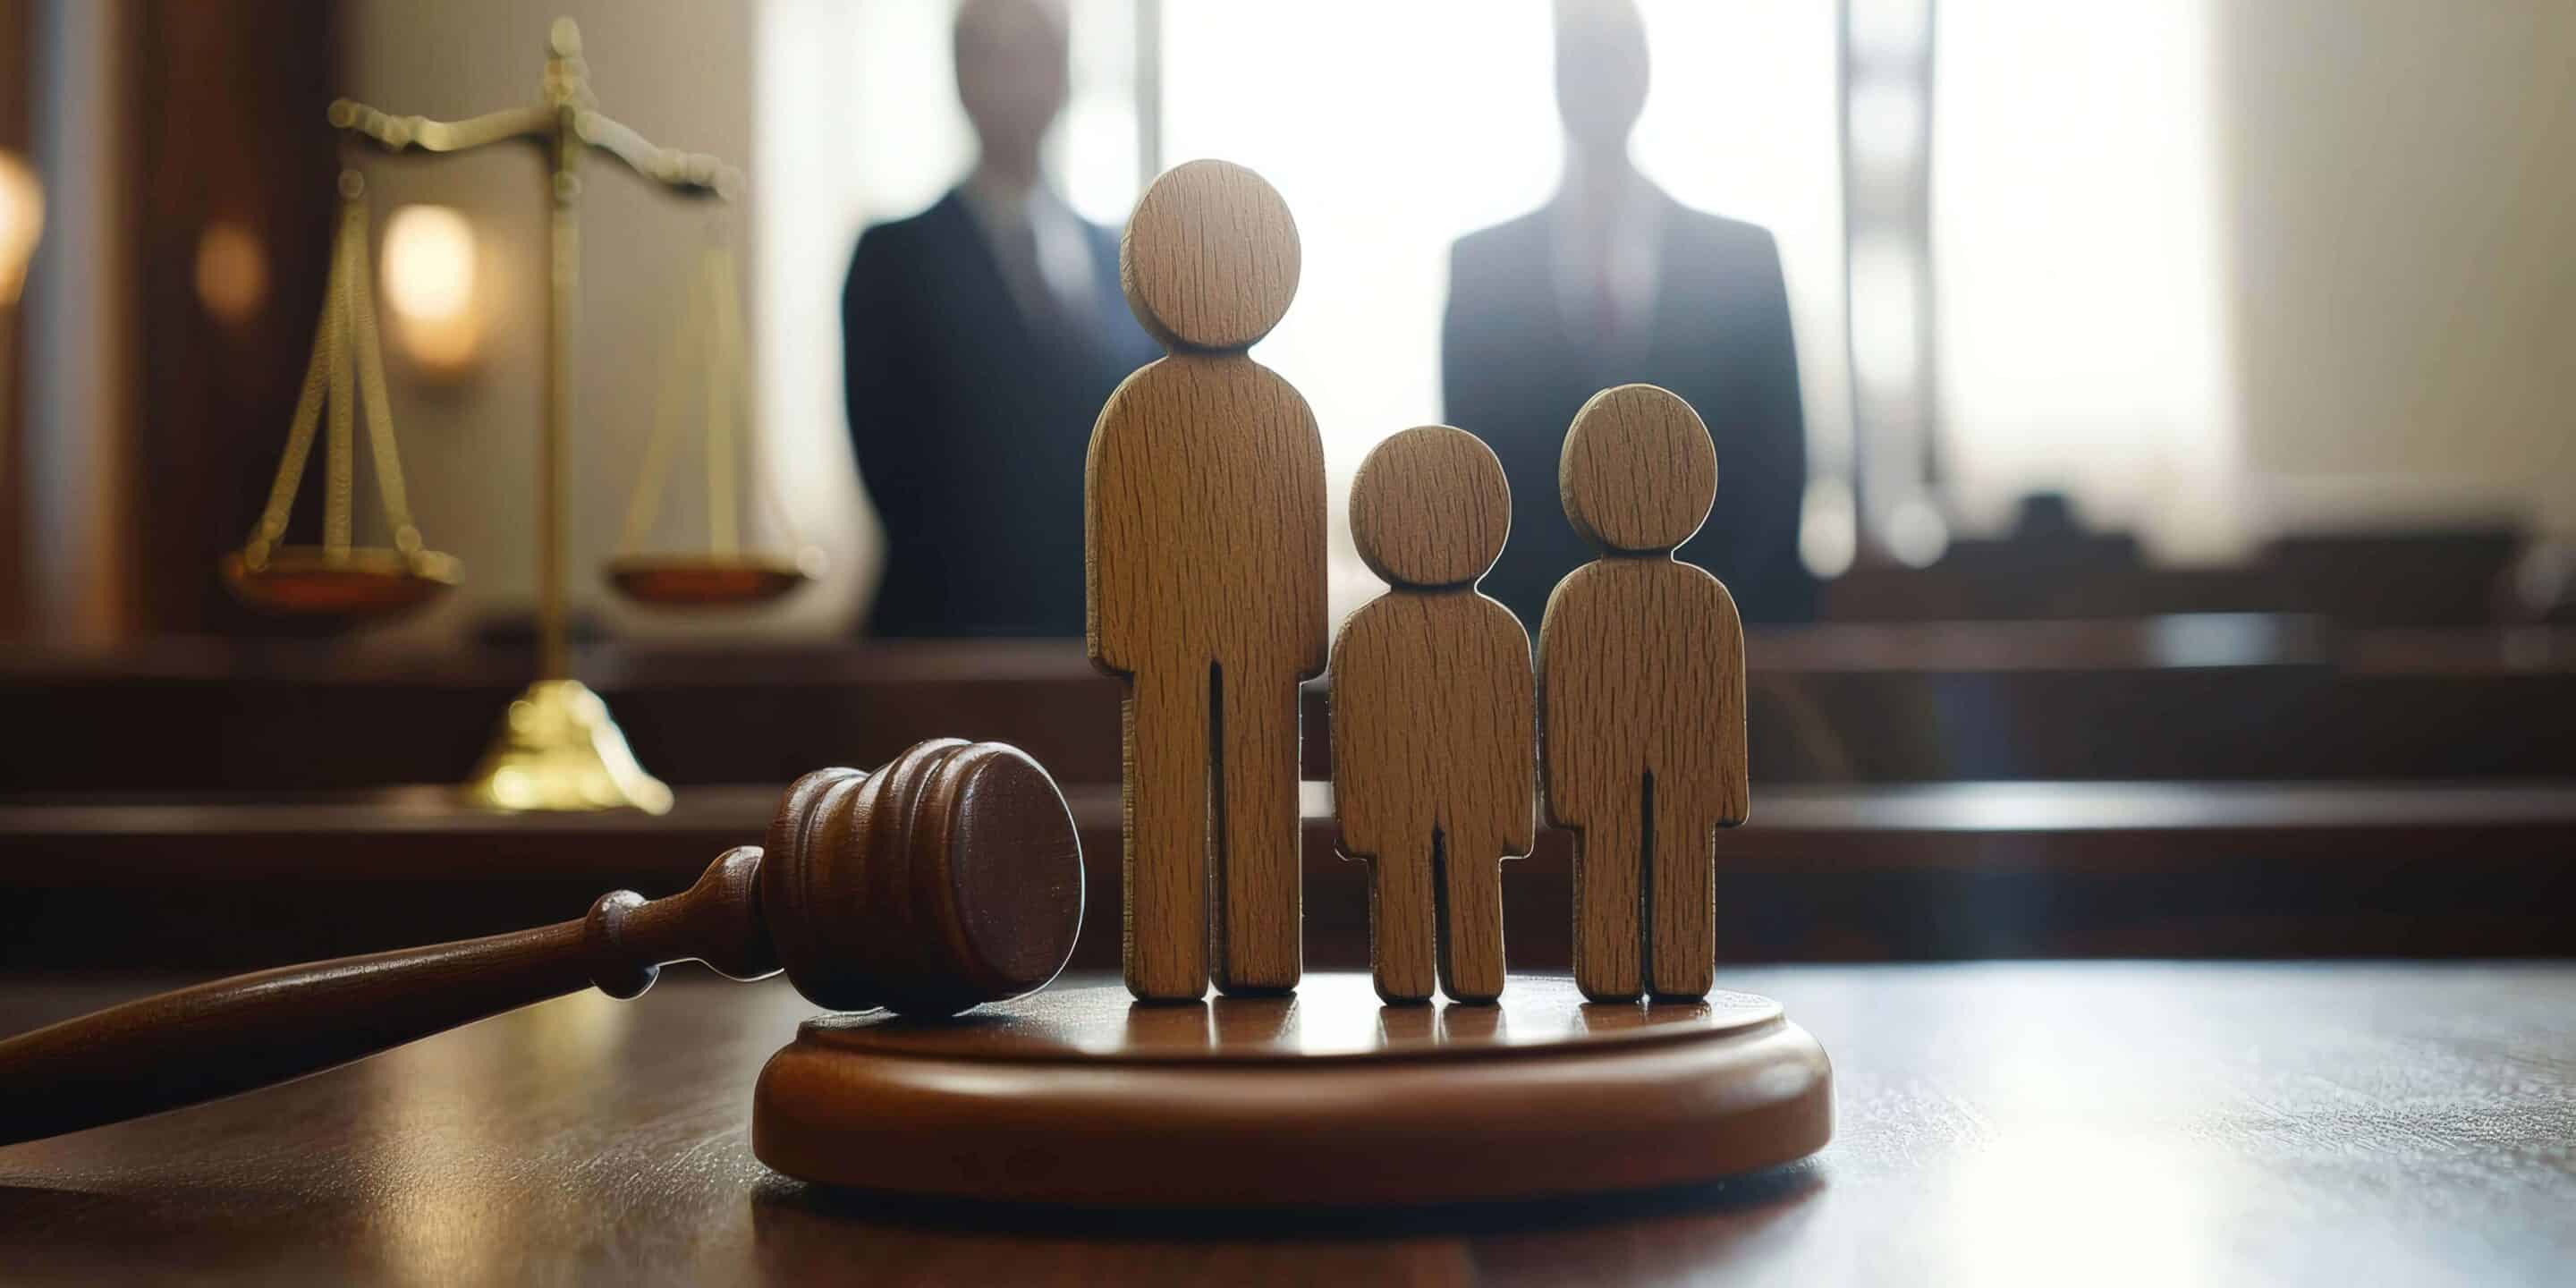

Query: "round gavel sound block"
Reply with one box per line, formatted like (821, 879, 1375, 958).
(751, 973, 1833, 1206)
(0, 739, 1081, 1147)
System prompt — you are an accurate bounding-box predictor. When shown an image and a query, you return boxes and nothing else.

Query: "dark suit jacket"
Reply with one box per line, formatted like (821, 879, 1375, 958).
(1443, 194, 1813, 627)
(843, 191, 1159, 636)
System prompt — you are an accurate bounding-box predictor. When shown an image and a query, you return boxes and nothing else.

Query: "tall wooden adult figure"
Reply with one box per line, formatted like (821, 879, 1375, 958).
(1089, 160, 1326, 999)
(1538, 384, 1749, 1002)
(1331, 426, 1536, 1004)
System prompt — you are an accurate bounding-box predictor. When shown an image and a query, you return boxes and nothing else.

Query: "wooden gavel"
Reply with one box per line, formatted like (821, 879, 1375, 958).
(0, 738, 1084, 1147)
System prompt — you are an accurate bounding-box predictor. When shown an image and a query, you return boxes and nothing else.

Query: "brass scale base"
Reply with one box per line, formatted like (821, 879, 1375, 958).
(753, 973, 1832, 1207)
(462, 680, 673, 815)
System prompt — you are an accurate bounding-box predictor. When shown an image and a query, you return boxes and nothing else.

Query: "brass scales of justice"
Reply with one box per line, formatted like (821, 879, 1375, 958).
(219, 18, 819, 815)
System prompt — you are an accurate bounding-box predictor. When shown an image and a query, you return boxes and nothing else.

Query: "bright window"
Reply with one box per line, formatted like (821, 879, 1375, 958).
(1161, 0, 1844, 613)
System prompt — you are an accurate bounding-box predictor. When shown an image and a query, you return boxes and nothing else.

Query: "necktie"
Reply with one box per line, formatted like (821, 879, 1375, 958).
(998, 216, 1064, 342)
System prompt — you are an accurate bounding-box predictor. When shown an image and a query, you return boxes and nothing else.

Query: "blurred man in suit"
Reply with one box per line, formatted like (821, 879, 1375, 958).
(843, 0, 1158, 636)
(1445, 0, 1812, 626)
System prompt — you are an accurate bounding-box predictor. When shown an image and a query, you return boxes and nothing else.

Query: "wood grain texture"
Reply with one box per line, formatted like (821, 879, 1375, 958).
(1540, 386, 1748, 1003)
(3, 963, 2570, 1285)
(8, 628, 2576, 797)
(1089, 162, 1326, 1000)
(754, 974, 1829, 1206)
(11, 781, 2576, 986)
(0, 740, 1082, 1145)
(1558, 385, 1720, 555)
(758, 741, 1083, 1018)
(0, 847, 769, 1148)
(1333, 427, 1536, 1003)
(1349, 425, 1514, 589)
(1119, 158, 1301, 352)
(784, 972, 1779, 1062)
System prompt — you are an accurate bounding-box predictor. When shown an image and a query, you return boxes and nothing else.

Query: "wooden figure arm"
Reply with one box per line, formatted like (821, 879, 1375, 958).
(1490, 604, 1541, 857)
(1082, 380, 1139, 675)
(0, 849, 771, 1147)
(1279, 382, 1332, 676)
(1500, 703, 1541, 855)
(1536, 588, 1591, 830)
(1713, 581, 1751, 826)
(1717, 641, 1751, 826)
(1324, 608, 1384, 862)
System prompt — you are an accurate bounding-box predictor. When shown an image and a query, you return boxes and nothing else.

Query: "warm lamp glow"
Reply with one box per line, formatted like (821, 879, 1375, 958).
(381, 204, 482, 376)
(194, 221, 270, 329)
(0, 151, 44, 306)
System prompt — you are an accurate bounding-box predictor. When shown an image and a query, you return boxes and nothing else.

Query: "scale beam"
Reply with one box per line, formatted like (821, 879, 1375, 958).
(324, 100, 741, 200)
(325, 102, 553, 157)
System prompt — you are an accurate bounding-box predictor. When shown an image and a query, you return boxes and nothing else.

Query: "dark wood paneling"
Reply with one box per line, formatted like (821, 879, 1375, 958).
(1826, 529, 2524, 626)
(4, 781, 2568, 971)
(126, 1, 339, 636)
(4, 628, 2573, 793)
(0, 0, 29, 635)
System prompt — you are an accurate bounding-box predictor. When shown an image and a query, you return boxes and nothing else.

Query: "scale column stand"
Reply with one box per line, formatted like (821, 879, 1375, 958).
(454, 21, 673, 815)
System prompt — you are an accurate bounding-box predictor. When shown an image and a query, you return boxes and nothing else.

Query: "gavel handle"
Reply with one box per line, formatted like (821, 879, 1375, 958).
(0, 847, 773, 1148)
(0, 919, 599, 1146)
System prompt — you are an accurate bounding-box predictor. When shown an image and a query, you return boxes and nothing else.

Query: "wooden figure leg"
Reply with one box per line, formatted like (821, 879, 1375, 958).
(1649, 799, 1717, 1000)
(1124, 668, 1210, 1001)
(1368, 840, 1436, 1004)
(1571, 802, 1644, 1003)
(1213, 668, 1301, 995)
(1437, 829, 1506, 1004)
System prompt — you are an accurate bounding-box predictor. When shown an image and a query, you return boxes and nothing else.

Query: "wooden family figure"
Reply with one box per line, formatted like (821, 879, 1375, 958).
(1538, 385, 1749, 1003)
(1331, 427, 1537, 1004)
(1332, 388, 1746, 1005)
(1087, 159, 1326, 1002)
(1092, 160, 1747, 1007)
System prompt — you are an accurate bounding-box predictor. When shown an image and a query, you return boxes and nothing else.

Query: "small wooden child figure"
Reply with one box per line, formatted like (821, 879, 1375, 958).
(1331, 426, 1537, 1004)
(1538, 385, 1749, 1003)
(1088, 160, 1326, 1001)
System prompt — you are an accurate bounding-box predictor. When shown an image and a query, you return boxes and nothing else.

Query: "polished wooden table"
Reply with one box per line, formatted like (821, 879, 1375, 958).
(2, 962, 2568, 1284)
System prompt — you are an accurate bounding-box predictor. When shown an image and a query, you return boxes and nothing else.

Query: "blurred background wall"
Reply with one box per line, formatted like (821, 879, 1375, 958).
(1929, 0, 2241, 562)
(3, 0, 2572, 644)
(1928, 0, 2575, 565)
(2219, 0, 2576, 543)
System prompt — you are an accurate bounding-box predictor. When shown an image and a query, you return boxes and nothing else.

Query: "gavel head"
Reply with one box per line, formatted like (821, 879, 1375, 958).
(761, 739, 1083, 1018)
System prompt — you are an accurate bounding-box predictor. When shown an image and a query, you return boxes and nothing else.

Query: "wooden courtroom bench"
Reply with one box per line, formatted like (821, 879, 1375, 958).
(5, 625, 2569, 970)
(4, 623, 2572, 792)
(4, 779, 2569, 970)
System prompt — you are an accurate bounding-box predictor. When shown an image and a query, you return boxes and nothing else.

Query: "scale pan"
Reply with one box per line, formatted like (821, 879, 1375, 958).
(605, 551, 818, 607)
(221, 547, 462, 618)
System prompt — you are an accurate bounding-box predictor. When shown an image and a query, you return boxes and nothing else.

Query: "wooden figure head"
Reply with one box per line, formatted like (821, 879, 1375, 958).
(1121, 158, 1301, 352)
(1558, 383, 1717, 555)
(1350, 425, 1512, 590)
